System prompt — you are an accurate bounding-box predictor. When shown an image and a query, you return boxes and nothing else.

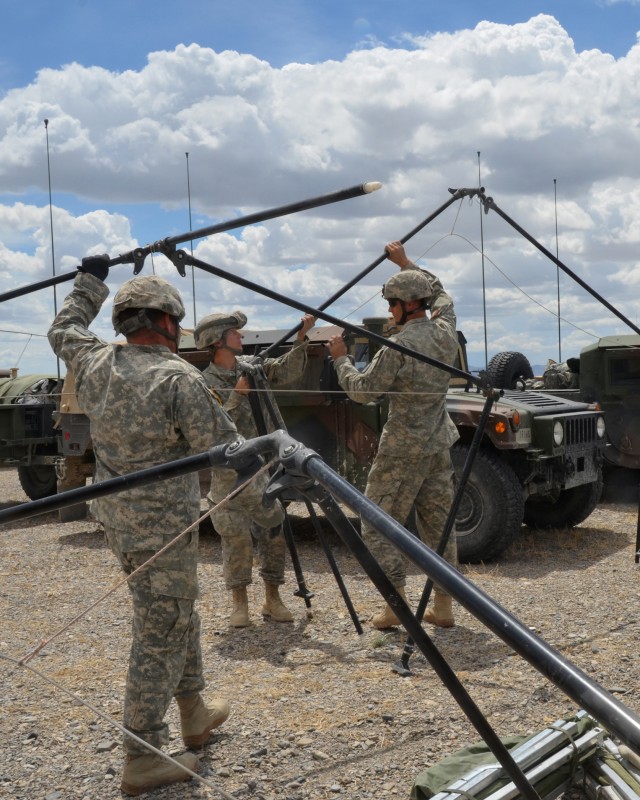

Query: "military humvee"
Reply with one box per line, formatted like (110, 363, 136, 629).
(487, 336, 640, 498)
(3, 318, 606, 561)
(0, 370, 60, 499)
(175, 318, 607, 562)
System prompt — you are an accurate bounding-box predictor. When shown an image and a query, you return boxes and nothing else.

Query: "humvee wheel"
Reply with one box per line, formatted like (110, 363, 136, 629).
(17, 464, 57, 500)
(523, 469, 603, 529)
(487, 351, 533, 389)
(451, 445, 524, 562)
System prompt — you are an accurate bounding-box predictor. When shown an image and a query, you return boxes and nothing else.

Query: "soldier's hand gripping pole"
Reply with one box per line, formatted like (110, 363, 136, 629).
(393, 388, 501, 676)
(260, 187, 484, 358)
(0, 181, 382, 304)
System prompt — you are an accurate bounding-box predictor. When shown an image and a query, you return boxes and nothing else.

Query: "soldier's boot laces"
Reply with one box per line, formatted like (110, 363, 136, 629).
(262, 581, 294, 622)
(229, 586, 250, 627)
(372, 586, 408, 630)
(176, 693, 231, 748)
(423, 591, 455, 628)
(120, 752, 199, 796)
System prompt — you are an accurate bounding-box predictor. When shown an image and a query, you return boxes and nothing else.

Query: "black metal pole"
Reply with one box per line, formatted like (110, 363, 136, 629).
(304, 480, 540, 800)
(481, 193, 640, 336)
(260, 186, 483, 357)
(0, 449, 227, 525)
(182, 251, 481, 387)
(281, 509, 314, 607)
(301, 453, 640, 754)
(303, 497, 363, 635)
(0, 182, 381, 304)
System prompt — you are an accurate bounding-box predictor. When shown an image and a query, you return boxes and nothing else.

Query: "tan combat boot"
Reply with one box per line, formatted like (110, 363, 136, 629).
(423, 591, 455, 628)
(120, 752, 199, 796)
(229, 586, 250, 627)
(176, 692, 230, 748)
(371, 586, 408, 630)
(262, 581, 294, 622)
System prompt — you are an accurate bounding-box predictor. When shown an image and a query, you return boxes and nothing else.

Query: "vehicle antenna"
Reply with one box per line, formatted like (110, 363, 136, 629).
(185, 151, 196, 326)
(478, 151, 488, 369)
(554, 178, 561, 362)
(44, 118, 61, 383)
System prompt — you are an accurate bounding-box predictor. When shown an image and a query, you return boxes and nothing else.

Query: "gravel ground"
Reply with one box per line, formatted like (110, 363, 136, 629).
(1, 466, 640, 800)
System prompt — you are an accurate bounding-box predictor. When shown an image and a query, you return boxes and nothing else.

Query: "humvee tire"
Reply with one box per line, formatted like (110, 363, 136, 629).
(451, 444, 524, 562)
(487, 351, 533, 389)
(523, 469, 603, 530)
(17, 464, 57, 500)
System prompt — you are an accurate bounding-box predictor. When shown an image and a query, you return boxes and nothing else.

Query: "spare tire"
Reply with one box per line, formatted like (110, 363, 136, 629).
(486, 351, 533, 389)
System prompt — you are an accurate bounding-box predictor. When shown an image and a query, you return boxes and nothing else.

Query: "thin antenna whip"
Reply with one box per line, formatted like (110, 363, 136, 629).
(186, 152, 196, 326)
(44, 118, 61, 382)
(478, 152, 488, 368)
(554, 178, 561, 362)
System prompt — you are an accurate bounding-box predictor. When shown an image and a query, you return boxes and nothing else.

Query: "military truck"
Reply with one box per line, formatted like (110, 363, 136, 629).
(0, 369, 60, 500)
(4, 318, 606, 561)
(175, 319, 607, 562)
(487, 336, 640, 496)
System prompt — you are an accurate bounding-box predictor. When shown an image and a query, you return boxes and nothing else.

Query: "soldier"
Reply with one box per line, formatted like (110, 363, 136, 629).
(327, 241, 460, 629)
(48, 257, 282, 796)
(194, 309, 315, 627)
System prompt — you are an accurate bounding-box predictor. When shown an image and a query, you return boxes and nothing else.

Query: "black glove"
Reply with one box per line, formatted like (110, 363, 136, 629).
(78, 253, 110, 281)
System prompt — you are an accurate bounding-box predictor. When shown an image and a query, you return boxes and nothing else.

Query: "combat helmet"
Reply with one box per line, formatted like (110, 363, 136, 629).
(194, 311, 247, 349)
(382, 270, 434, 303)
(112, 276, 185, 335)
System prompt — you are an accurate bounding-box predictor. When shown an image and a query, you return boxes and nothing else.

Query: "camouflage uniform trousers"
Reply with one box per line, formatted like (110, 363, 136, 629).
(211, 506, 287, 588)
(105, 527, 205, 755)
(361, 448, 458, 590)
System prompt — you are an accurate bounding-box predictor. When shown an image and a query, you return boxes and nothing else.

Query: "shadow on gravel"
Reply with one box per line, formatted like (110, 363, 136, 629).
(470, 523, 631, 579)
(57, 528, 109, 549)
(210, 617, 353, 668)
(367, 623, 511, 674)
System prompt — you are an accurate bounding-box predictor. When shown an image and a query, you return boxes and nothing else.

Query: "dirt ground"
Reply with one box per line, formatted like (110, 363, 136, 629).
(1, 466, 639, 800)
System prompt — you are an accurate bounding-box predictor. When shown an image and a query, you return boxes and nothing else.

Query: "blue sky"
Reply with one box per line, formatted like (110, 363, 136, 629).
(2, 0, 639, 86)
(1, 0, 640, 374)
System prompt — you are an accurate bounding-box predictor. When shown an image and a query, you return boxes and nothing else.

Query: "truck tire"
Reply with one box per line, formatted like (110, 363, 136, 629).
(17, 464, 57, 500)
(523, 469, 603, 529)
(451, 445, 524, 562)
(486, 351, 533, 389)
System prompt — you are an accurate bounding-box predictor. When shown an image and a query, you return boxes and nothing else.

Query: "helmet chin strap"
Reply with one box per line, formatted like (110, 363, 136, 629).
(153, 323, 180, 345)
(398, 301, 409, 326)
(216, 344, 242, 356)
(119, 310, 180, 344)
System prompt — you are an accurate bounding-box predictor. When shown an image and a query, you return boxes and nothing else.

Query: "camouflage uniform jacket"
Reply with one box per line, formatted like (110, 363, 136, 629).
(201, 341, 308, 439)
(334, 265, 459, 457)
(48, 272, 239, 551)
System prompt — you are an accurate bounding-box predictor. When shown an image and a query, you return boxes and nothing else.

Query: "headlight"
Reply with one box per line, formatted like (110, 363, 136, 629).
(597, 416, 606, 439)
(553, 421, 564, 446)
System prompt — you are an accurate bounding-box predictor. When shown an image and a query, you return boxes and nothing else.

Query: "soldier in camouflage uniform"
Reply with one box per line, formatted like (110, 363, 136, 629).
(194, 309, 315, 627)
(328, 241, 459, 629)
(48, 256, 282, 796)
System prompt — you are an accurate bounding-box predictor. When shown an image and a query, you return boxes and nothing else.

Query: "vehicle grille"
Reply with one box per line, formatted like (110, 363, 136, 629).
(565, 415, 598, 445)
